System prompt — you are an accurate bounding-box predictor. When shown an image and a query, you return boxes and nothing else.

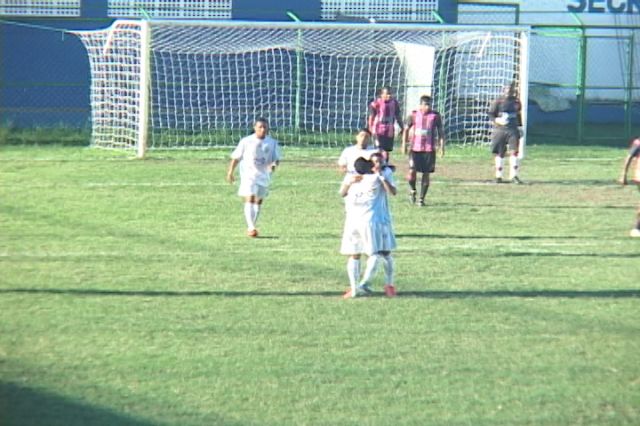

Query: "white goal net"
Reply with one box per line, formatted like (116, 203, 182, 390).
(74, 20, 529, 155)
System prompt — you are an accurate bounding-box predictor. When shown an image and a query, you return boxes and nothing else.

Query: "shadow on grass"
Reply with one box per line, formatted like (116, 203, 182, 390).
(0, 382, 153, 426)
(396, 233, 585, 240)
(1, 288, 638, 299)
(439, 178, 621, 187)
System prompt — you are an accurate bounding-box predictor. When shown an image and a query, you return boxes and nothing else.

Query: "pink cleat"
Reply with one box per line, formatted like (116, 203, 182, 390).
(384, 284, 397, 297)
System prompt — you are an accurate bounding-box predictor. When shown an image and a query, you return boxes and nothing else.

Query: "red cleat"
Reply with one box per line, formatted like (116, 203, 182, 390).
(247, 229, 258, 238)
(384, 284, 397, 297)
(343, 288, 353, 299)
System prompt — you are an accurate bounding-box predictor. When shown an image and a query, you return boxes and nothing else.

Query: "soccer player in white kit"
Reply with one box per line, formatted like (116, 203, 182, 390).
(337, 128, 377, 174)
(340, 153, 398, 298)
(226, 118, 281, 237)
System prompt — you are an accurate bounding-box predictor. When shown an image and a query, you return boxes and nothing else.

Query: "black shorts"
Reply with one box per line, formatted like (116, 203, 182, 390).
(490, 127, 520, 156)
(375, 135, 395, 152)
(409, 151, 436, 174)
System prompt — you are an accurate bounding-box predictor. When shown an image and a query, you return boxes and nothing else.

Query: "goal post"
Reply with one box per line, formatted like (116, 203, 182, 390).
(73, 20, 530, 156)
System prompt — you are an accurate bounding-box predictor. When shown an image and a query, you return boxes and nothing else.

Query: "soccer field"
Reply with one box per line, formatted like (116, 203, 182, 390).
(0, 144, 638, 425)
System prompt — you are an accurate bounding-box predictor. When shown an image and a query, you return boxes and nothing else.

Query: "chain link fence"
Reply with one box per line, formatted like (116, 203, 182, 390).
(527, 27, 639, 144)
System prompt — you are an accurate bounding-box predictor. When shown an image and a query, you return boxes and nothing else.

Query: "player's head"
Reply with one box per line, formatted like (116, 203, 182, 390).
(503, 82, 516, 97)
(379, 86, 393, 100)
(370, 152, 383, 171)
(355, 128, 371, 147)
(370, 151, 395, 172)
(354, 157, 373, 175)
(253, 117, 269, 139)
(419, 95, 432, 111)
(630, 136, 640, 148)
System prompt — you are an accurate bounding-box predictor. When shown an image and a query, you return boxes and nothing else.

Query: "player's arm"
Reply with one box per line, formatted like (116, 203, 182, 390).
(488, 100, 498, 119)
(378, 171, 397, 196)
(339, 175, 362, 197)
(337, 150, 348, 174)
(401, 115, 413, 155)
(395, 104, 403, 129)
(271, 142, 281, 172)
(619, 155, 632, 185)
(488, 100, 502, 125)
(226, 158, 239, 183)
(436, 114, 446, 158)
(367, 104, 377, 133)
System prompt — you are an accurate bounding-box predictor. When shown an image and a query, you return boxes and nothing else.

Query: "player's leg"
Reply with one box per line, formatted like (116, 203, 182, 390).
(508, 132, 522, 183)
(357, 254, 380, 293)
(239, 178, 259, 236)
(407, 154, 417, 204)
(418, 153, 435, 206)
(341, 220, 365, 298)
(491, 132, 506, 183)
(632, 209, 640, 237)
(418, 173, 430, 206)
(243, 197, 258, 236)
(250, 185, 269, 235)
(343, 254, 362, 298)
(376, 135, 394, 163)
(379, 250, 396, 297)
(632, 188, 640, 237)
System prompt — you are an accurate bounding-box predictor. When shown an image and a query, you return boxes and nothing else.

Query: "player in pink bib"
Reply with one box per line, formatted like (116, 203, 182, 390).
(368, 86, 403, 162)
(401, 95, 445, 206)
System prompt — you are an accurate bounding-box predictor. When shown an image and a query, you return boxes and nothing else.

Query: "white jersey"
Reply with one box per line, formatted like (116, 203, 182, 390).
(231, 134, 281, 187)
(342, 173, 389, 221)
(338, 145, 376, 173)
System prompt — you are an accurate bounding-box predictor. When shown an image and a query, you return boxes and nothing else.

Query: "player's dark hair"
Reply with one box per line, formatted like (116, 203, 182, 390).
(255, 117, 269, 126)
(378, 86, 393, 95)
(354, 157, 373, 175)
(359, 128, 371, 136)
(420, 95, 432, 105)
(370, 151, 396, 172)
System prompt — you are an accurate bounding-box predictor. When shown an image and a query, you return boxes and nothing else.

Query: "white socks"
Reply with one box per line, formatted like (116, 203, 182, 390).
(509, 154, 520, 179)
(347, 258, 360, 293)
(358, 254, 394, 286)
(244, 202, 261, 230)
(358, 254, 380, 286)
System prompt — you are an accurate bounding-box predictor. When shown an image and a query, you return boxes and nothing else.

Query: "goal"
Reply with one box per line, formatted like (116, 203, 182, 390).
(73, 20, 529, 157)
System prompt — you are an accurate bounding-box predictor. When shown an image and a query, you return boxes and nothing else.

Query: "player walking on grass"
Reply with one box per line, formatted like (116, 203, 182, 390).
(401, 95, 445, 206)
(489, 82, 523, 184)
(368, 86, 403, 163)
(226, 118, 281, 237)
(340, 153, 397, 298)
(619, 136, 640, 237)
(338, 128, 377, 174)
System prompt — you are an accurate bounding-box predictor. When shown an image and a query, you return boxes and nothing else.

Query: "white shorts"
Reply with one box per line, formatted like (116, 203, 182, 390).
(238, 180, 269, 199)
(340, 216, 396, 256)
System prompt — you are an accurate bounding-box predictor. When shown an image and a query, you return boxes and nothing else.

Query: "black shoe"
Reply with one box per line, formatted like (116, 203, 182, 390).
(496, 177, 503, 184)
(511, 176, 523, 184)
(418, 199, 425, 207)
(410, 191, 416, 204)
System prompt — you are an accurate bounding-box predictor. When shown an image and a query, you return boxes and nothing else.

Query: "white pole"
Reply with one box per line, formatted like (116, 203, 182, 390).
(137, 20, 151, 159)
(518, 29, 530, 160)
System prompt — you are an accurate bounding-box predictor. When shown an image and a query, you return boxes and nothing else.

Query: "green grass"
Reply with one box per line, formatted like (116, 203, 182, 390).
(1, 144, 639, 425)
